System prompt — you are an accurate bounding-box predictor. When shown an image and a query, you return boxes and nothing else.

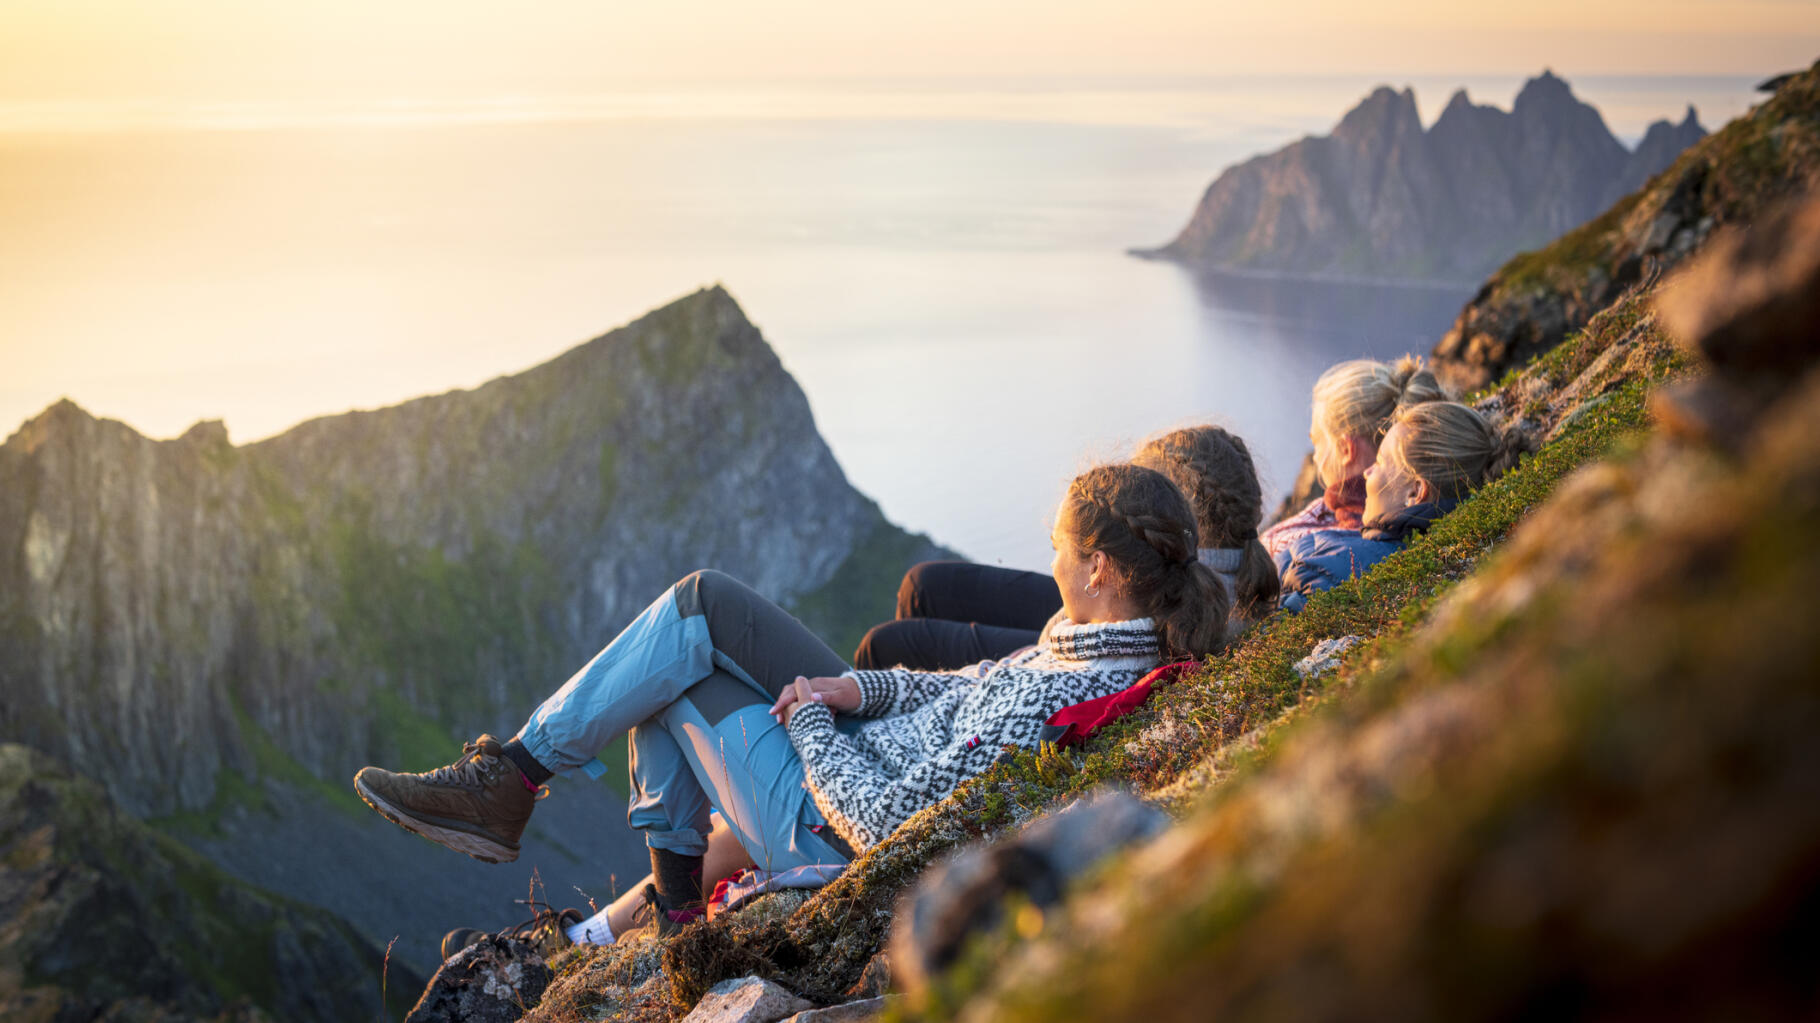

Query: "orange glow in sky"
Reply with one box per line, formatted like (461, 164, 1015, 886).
(2, 0, 1816, 108)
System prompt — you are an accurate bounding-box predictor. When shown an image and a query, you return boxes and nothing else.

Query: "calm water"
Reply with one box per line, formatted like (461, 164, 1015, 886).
(0, 75, 1759, 569)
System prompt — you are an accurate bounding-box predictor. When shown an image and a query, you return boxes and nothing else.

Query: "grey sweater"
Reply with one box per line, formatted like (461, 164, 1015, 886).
(784, 617, 1162, 853)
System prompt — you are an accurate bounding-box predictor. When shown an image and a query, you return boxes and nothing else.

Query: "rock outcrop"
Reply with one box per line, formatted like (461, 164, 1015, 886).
(1430, 59, 1820, 393)
(1135, 71, 1705, 283)
(0, 743, 417, 1022)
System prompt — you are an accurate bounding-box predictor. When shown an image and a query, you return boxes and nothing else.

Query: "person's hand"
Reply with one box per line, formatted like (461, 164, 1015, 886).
(770, 675, 860, 725)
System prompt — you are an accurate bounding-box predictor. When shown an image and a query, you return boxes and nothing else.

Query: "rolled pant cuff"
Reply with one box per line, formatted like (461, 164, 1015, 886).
(516, 723, 589, 774)
(643, 828, 710, 857)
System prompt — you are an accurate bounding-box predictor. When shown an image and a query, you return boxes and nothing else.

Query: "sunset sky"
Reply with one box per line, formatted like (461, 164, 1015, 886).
(3, 0, 1816, 109)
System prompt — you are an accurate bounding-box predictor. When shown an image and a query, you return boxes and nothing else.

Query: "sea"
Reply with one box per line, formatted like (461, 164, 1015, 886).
(0, 73, 1762, 570)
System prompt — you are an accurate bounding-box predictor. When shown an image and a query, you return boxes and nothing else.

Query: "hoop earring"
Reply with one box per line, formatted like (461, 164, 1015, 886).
(1084, 582, 1101, 598)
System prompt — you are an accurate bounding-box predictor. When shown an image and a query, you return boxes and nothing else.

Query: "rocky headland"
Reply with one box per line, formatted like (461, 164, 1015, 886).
(1135, 71, 1705, 284)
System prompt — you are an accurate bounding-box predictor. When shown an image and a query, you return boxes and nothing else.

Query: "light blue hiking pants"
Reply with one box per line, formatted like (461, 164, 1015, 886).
(517, 570, 854, 870)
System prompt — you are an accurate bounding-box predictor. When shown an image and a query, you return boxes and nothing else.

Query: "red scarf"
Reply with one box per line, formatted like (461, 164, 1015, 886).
(1325, 475, 1367, 530)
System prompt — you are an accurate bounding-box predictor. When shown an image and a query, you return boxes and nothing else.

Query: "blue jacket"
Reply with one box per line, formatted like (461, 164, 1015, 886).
(1274, 500, 1457, 613)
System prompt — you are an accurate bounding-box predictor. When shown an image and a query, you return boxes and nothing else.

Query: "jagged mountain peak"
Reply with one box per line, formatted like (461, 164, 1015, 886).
(1513, 68, 1576, 109)
(178, 418, 230, 447)
(1138, 69, 1704, 282)
(1332, 85, 1423, 153)
(1440, 88, 1477, 115)
(1681, 104, 1704, 130)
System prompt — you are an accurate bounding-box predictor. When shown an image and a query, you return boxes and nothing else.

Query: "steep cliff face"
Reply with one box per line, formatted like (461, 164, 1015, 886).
(0, 286, 947, 973)
(1136, 71, 1705, 282)
(0, 286, 938, 818)
(1431, 62, 1820, 392)
(0, 743, 418, 1022)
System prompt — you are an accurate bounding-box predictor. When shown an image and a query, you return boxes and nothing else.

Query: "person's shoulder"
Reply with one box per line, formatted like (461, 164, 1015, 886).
(1290, 526, 1364, 559)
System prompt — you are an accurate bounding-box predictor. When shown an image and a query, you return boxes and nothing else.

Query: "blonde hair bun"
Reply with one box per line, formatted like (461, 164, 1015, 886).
(1313, 355, 1449, 445)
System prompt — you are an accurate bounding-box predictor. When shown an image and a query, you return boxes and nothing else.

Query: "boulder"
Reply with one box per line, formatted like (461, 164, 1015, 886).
(680, 976, 814, 1023)
(1293, 635, 1365, 679)
(892, 788, 1169, 997)
(1653, 191, 1820, 446)
(784, 996, 891, 1022)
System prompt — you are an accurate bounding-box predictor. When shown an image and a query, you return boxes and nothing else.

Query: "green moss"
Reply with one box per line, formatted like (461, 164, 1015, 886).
(1499, 191, 1644, 292)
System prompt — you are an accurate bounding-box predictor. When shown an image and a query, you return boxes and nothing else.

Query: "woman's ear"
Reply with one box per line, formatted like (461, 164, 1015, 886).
(1088, 550, 1109, 589)
(1411, 477, 1433, 505)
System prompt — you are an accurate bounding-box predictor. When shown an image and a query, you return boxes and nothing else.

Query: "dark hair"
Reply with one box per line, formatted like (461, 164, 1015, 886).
(1133, 425, 1281, 621)
(1062, 464, 1229, 661)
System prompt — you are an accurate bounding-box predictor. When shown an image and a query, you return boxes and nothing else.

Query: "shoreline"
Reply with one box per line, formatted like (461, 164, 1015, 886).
(1126, 247, 1483, 291)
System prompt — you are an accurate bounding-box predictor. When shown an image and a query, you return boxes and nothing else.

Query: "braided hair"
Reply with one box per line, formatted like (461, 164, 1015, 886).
(1134, 425, 1281, 621)
(1062, 464, 1229, 661)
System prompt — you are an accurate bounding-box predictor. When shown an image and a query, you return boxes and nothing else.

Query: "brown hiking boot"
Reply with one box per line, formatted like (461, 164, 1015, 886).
(353, 734, 536, 863)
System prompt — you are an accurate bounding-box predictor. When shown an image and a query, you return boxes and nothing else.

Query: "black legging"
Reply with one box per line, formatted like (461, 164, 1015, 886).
(852, 561, 1062, 671)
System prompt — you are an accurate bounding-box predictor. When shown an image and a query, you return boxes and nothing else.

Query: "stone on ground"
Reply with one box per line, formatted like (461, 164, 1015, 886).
(680, 976, 814, 1023)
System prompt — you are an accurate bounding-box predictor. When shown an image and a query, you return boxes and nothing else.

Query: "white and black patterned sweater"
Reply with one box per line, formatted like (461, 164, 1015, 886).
(784, 617, 1161, 853)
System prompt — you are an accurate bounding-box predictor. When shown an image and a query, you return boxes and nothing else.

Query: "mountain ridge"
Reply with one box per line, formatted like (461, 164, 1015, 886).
(0, 285, 949, 973)
(1135, 71, 1707, 282)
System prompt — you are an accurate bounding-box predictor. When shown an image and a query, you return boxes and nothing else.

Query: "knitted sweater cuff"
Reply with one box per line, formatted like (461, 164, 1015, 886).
(785, 700, 838, 746)
(845, 669, 899, 716)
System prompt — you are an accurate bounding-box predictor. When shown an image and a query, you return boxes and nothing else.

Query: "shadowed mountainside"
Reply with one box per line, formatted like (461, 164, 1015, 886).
(0, 743, 422, 1022)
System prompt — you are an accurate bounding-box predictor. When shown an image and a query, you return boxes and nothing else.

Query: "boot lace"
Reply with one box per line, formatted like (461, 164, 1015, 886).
(420, 740, 494, 788)
(503, 900, 580, 942)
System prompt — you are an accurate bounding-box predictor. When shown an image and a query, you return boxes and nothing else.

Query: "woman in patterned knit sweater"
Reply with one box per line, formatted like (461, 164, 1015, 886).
(353, 463, 1228, 940)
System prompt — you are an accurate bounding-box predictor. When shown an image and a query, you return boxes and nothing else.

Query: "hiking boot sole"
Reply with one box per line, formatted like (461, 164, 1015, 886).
(353, 776, 521, 864)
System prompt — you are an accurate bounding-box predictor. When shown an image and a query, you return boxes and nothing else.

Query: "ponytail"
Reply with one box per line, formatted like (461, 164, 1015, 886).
(1382, 402, 1533, 501)
(1228, 542, 1281, 624)
(1313, 355, 1448, 446)
(1064, 465, 1230, 660)
(1133, 425, 1281, 623)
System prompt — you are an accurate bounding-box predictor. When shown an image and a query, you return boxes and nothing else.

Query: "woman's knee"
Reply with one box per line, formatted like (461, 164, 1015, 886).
(671, 569, 745, 620)
(897, 560, 963, 619)
(853, 621, 899, 669)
